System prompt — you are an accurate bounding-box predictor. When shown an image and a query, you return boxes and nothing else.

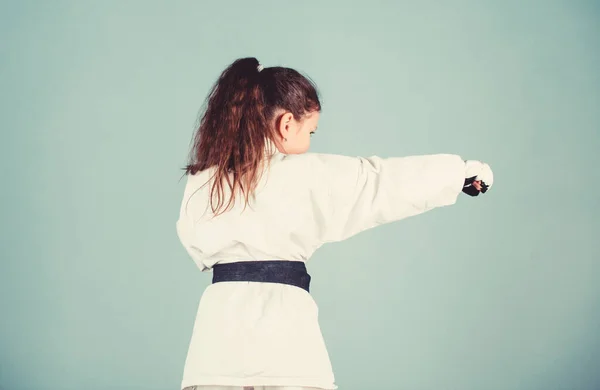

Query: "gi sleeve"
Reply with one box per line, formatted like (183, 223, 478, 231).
(311, 153, 466, 243)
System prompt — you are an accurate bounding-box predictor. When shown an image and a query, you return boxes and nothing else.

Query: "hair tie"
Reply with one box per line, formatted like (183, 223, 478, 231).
(257, 64, 264, 72)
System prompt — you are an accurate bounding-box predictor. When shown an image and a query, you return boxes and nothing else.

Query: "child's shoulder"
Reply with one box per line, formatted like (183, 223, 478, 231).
(283, 151, 359, 166)
(278, 152, 362, 183)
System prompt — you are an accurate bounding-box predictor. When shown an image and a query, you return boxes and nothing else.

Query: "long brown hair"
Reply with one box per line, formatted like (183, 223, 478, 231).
(184, 57, 321, 216)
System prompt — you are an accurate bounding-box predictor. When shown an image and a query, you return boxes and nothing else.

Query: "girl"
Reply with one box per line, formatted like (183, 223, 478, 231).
(176, 57, 493, 390)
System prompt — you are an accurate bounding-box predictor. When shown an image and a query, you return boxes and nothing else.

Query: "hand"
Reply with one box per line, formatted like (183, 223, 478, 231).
(462, 160, 493, 197)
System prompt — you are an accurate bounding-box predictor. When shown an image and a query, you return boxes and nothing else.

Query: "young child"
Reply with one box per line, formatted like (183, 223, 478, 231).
(176, 57, 494, 390)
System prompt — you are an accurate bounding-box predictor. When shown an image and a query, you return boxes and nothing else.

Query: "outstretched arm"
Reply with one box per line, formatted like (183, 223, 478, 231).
(311, 153, 493, 243)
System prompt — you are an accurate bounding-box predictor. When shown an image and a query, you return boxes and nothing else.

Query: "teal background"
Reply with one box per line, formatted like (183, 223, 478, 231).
(2, 1, 599, 389)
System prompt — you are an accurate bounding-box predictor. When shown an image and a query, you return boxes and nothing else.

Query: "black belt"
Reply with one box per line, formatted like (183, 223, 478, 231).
(212, 260, 311, 293)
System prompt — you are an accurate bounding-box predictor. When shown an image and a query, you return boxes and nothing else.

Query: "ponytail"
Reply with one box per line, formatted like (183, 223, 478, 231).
(184, 57, 320, 216)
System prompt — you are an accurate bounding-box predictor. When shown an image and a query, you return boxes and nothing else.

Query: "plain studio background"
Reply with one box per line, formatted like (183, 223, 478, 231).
(1, 1, 599, 389)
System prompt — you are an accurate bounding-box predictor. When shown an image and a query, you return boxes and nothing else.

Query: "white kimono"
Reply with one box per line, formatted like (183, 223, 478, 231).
(176, 149, 467, 390)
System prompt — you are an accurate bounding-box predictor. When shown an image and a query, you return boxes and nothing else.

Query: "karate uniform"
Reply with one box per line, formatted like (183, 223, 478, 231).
(176, 146, 467, 390)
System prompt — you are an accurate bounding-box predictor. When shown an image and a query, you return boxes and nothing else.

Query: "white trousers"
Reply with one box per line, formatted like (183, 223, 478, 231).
(184, 387, 324, 390)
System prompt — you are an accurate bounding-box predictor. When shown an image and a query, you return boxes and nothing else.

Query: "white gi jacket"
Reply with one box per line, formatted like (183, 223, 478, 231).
(176, 147, 467, 389)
